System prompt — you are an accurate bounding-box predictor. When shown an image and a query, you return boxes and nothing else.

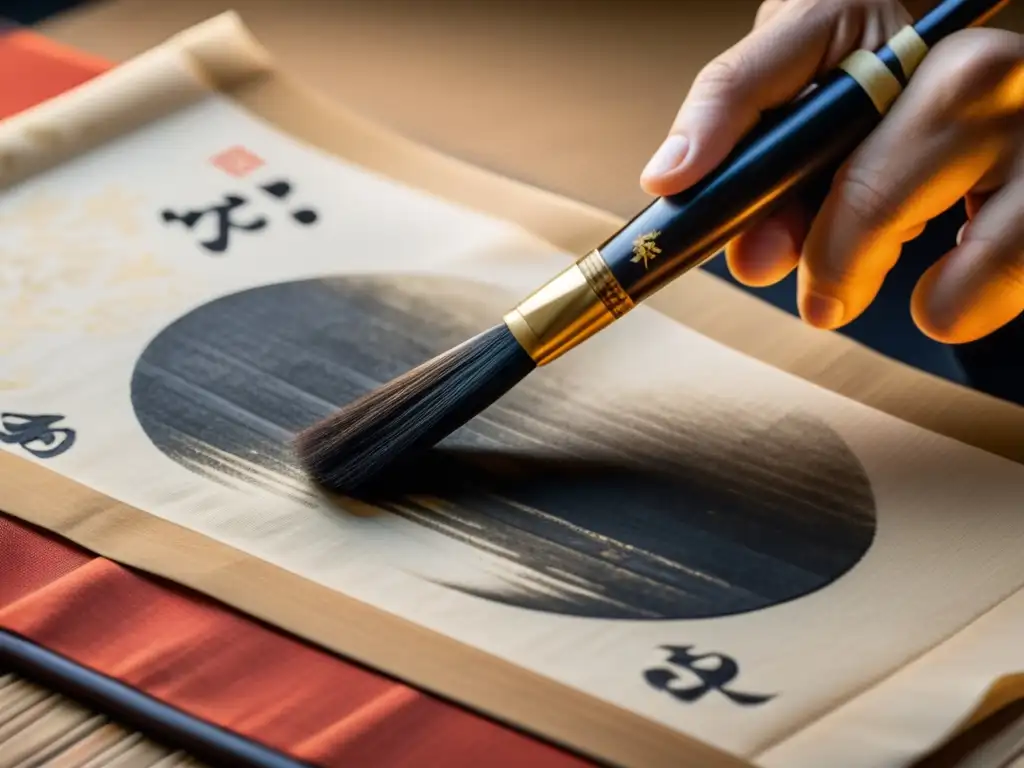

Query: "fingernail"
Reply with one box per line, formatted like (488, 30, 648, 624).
(642, 134, 690, 180)
(803, 291, 845, 328)
(956, 223, 967, 245)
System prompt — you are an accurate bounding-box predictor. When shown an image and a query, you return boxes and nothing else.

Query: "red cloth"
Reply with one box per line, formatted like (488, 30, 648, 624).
(0, 33, 587, 768)
(0, 30, 108, 116)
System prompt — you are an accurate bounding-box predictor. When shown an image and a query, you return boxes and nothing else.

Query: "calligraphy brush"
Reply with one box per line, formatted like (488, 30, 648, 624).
(296, 0, 1010, 494)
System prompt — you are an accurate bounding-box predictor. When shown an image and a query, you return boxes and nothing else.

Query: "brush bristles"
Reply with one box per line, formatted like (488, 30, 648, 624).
(294, 323, 536, 494)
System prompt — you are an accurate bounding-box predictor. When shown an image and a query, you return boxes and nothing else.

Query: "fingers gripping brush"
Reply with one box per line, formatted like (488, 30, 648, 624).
(296, 0, 1010, 494)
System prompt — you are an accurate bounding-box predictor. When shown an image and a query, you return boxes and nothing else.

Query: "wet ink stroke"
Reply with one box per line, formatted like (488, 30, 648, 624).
(130, 274, 877, 622)
(644, 645, 776, 707)
(0, 413, 76, 459)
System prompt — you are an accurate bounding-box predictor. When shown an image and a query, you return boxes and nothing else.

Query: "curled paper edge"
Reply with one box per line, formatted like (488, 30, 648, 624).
(0, 11, 274, 190)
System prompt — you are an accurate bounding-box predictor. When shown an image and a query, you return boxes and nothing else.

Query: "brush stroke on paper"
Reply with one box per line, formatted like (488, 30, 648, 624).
(130, 274, 875, 621)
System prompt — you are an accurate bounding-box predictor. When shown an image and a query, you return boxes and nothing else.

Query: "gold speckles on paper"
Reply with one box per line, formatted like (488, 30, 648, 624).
(0, 371, 29, 391)
(109, 252, 175, 285)
(80, 188, 147, 236)
(1, 185, 193, 391)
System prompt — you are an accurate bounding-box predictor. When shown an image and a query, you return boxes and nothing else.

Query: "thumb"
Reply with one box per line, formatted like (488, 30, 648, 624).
(640, 0, 913, 197)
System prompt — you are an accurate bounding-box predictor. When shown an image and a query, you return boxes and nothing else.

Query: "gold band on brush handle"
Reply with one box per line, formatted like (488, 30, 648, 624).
(503, 249, 634, 366)
(839, 25, 930, 114)
(838, 50, 903, 113)
(509, 25, 933, 367)
(887, 26, 929, 80)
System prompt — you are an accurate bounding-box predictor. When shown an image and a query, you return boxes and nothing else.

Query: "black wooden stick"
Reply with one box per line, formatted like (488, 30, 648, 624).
(0, 630, 312, 768)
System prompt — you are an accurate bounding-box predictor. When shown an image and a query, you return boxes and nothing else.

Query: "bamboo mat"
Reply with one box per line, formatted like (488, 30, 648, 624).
(5, 670, 1024, 768)
(0, 674, 203, 768)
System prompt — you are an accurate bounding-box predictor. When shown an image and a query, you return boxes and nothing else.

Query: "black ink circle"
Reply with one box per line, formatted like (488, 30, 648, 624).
(130, 275, 876, 620)
(292, 209, 318, 225)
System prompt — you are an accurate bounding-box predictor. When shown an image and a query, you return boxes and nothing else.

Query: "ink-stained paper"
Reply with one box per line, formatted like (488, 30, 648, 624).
(4, 72, 1024, 768)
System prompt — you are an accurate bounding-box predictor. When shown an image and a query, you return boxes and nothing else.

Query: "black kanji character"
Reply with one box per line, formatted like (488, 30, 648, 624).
(0, 413, 76, 459)
(259, 179, 318, 226)
(161, 195, 267, 253)
(644, 645, 776, 706)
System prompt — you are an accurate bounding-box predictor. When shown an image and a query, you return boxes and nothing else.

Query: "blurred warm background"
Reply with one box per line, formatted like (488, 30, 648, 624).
(0, 0, 1017, 386)
(7, 0, 1018, 220)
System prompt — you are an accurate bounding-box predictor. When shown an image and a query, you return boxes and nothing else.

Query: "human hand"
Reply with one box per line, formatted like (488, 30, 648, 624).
(641, 0, 1024, 343)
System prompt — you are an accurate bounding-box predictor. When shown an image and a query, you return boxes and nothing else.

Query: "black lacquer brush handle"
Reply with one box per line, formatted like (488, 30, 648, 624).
(596, 0, 1010, 304)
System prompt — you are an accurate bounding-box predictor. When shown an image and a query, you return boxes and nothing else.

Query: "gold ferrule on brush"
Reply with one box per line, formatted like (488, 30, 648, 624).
(503, 249, 634, 366)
